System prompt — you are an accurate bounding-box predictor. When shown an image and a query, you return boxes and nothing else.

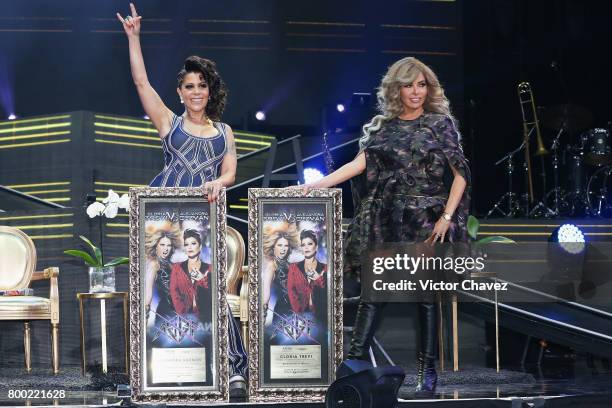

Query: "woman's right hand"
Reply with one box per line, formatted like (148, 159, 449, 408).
(116, 3, 142, 37)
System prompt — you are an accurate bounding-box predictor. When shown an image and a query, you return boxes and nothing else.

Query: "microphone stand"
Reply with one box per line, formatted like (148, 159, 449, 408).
(485, 130, 533, 218)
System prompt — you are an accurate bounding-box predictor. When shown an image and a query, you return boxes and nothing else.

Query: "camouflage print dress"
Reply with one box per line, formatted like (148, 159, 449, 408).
(344, 112, 471, 280)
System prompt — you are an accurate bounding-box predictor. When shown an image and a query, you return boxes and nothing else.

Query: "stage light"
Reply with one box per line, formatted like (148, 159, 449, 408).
(8, 113, 16, 120)
(326, 360, 405, 408)
(547, 223, 586, 284)
(550, 223, 585, 254)
(255, 111, 266, 121)
(303, 167, 324, 184)
(143, 115, 150, 120)
(336, 103, 345, 113)
(556, 224, 585, 243)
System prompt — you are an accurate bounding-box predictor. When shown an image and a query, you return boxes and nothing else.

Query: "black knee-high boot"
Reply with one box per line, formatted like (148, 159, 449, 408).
(347, 300, 384, 361)
(415, 302, 437, 395)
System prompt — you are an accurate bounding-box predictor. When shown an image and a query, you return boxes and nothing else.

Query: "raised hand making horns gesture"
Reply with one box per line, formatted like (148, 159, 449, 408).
(116, 3, 142, 36)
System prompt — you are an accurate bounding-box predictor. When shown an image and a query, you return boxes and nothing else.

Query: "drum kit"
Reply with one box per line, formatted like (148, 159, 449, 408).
(486, 83, 612, 219)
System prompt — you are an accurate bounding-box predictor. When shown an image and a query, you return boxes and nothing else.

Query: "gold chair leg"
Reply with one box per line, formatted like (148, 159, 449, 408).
(24, 322, 32, 373)
(51, 323, 60, 374)
(241, 321, 248, 353)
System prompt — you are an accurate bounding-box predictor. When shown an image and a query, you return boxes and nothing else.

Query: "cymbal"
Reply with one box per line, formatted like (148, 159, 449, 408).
(540, 104, 593, 133)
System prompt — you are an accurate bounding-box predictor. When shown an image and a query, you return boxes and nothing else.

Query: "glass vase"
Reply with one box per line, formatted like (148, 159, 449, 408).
(88, 266, 116, 293)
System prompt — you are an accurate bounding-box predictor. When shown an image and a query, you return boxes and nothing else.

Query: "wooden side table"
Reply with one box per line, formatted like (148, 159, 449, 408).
(76, 292, 129, 375)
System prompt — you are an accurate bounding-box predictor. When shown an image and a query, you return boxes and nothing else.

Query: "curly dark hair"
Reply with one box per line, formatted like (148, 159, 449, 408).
(183, 228, 202, 246)
(177, 56, 228, 121)
(300, 229, 318, 246)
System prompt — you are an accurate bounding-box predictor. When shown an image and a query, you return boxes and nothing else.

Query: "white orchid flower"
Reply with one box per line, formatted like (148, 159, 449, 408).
(102, 189, 120, 205)
(103, 201, 119, 219)
(118, 193, 130, 211)
(86, 202, 105, 218)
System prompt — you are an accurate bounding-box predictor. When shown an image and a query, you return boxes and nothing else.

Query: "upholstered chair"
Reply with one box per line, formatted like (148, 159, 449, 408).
(0, 226, 60, 373)
(225, 226, 249, 348)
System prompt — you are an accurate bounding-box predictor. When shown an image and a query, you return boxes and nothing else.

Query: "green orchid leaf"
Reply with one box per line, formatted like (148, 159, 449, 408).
(79, 235, 102, 265)
(64, 250, 100, 267)
(476, 236, 515, 245)
(104, 257, 130, 267)
(467, 215, 480, 240)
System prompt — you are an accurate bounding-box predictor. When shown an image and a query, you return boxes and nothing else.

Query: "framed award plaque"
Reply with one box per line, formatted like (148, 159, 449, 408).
(128, 187, 229, 403)
(247, 188, 343, 402)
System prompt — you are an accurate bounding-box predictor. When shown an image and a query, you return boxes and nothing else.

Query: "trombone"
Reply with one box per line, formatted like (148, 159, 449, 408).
(518, 82, 548, 203)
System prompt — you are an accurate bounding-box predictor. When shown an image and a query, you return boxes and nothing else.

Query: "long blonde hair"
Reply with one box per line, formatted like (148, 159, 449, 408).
(262, 223, 299, 262)
(361, 57, 455, 146)
(144, 221, 181, 261)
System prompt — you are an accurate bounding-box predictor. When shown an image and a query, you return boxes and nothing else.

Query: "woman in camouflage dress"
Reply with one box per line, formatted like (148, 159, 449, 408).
(297, 57, 470, 395)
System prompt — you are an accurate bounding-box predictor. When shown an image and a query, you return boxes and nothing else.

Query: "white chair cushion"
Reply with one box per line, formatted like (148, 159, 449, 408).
(0, 296, 51, 312)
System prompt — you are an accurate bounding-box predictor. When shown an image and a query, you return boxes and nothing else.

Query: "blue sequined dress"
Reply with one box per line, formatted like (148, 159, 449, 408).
(149, 114, 248, 380)
(150, 115, 227, 187)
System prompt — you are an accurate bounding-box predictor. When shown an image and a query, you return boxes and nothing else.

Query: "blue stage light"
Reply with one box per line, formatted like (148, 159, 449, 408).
(255, 111, 266, 121)
(8, 113, 16, 120)
(550, 224, 585, 255)
(557, 224, 585, 243)
(336, 103, 345, 113)
(303, 167, 324, 184)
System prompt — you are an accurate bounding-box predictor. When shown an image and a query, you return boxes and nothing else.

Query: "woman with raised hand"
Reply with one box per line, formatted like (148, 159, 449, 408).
(116, 3, 236, 197)
(117, 3, 247, 398)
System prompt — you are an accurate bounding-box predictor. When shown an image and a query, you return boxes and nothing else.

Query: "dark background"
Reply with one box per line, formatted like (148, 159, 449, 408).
(463, 0, 612, 215)
(0, 0, 610, 214)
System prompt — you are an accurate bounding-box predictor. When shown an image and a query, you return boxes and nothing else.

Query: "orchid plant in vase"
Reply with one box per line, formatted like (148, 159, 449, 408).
(64, 190, 130, 292)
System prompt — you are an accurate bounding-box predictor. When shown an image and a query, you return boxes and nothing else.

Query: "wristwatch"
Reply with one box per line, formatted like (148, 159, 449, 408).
(441, 212, 452, 222)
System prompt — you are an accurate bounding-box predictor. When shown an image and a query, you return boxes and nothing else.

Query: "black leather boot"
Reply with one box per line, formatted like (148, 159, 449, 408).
(347, 300, 383, 361)
(415, 302, 437, 397)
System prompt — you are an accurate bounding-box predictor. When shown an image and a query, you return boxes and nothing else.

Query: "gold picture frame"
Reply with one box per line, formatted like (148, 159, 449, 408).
(128, 187, 229, 403)
(247, 188, 343, 402)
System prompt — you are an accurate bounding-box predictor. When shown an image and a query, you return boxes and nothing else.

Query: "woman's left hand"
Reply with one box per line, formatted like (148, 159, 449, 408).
(426, 217, 452, 245)
(203, 180, 223, 202)
(287, 183, 316, 195)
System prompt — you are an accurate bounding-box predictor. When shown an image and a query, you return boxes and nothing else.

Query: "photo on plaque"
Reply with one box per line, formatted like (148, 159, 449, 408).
(128, 187, 229, 403)
(248, 188, 343, 402)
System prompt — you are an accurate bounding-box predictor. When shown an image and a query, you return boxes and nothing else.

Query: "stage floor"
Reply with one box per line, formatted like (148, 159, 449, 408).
(1, 363, 611, 407)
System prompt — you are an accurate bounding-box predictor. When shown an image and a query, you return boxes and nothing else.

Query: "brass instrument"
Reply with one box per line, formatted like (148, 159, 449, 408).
(518, 82, 548, 202)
